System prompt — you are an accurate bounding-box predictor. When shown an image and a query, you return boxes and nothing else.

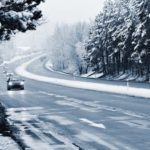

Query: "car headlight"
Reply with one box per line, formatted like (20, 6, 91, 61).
(20, 81, 24, 85)
(8, 82, 13, 86)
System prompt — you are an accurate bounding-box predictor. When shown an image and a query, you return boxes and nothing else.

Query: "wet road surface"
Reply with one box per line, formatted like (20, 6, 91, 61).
(0, 55, 150, 150)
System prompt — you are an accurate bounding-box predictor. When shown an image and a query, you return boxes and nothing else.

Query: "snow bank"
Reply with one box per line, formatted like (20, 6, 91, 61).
(16, 55, 150, 99)
(81, 71, 95, 77)
(45, 60, 68, 75)
(0, 136, 20, 150)
(89, 73, 104, 79)
(81, 72, 104, 78)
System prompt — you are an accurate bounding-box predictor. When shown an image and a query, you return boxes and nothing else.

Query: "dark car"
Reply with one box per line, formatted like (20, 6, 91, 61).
(7, 77, 25, 91)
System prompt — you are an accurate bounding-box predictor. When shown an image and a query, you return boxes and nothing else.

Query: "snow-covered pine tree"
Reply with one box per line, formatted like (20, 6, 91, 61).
(113, 0, 135, 74)
(131, 0, 150, 79)
(0, 0, 44, 40)
(85, 0, 150, 81)
(85, 0, 116, 74)
(85, 13, 104, 72)
(86, 0, 129, 75)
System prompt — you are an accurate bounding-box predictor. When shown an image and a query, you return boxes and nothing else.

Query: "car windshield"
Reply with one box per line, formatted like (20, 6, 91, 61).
(10, 77, 22, 81)
(10, 79, 18, 81)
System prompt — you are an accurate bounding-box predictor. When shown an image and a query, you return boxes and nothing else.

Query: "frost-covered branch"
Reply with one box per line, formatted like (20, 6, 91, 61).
(0, 0, 44, 40)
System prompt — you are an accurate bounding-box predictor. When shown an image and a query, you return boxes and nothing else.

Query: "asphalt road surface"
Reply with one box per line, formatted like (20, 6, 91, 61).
(0, 55, 150, 150)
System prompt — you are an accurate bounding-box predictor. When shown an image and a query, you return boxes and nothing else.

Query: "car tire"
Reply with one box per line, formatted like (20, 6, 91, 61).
(21, 87, 24, 90)
(7, 87, 11, 91)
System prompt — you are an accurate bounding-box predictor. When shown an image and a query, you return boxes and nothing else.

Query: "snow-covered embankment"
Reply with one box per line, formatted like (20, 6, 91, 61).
(16, 55, 150, 99)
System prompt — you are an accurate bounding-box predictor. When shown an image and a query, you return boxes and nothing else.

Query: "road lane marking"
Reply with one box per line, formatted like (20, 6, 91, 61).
(54, 95, 148, 119)
(39, 91, 67, 99)
(55, 100, 98, 112)
(80, 118, 106, 129)
(39, 91, 99, 112)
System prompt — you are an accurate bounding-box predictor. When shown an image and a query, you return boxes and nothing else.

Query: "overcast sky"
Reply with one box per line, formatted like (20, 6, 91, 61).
(14, 0, 105, 49)
(40, 0, 105, 24)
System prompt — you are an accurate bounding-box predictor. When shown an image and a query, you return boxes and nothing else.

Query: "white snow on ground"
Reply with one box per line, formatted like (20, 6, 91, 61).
(45, 60, 104, 78)
(81, 71, 95, 77)
(16, 54, 150, 98)
(81, 71, 104, 78)
(7, 107, 78, 150)
(0, 135, 20, 150)
(45, 60, 53, 71)
(115, 73, 129, 80)
(45, 60, 69, 75)
(80, 118, 106, 129)
(89, 72, 104, 78)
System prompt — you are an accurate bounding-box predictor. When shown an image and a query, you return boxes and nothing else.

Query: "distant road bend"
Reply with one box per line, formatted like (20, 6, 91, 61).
(0, 54, 150, 150)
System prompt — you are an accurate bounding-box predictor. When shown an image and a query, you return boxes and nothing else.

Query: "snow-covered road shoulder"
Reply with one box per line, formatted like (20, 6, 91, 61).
(16, 55, 150, 99)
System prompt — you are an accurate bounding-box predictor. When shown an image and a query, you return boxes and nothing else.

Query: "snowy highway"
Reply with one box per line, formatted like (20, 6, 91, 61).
(0, 55, 150, 150)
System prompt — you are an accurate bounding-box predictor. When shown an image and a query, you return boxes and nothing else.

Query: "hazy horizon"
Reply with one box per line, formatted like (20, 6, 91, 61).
(40, 0, 105, 24)
(11, 0, 105, 50)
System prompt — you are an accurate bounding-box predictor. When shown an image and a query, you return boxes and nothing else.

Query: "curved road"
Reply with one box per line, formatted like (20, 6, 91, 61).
(0, 55, 150, 150)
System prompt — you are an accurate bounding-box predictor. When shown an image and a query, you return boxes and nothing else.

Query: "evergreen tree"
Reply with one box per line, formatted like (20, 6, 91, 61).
(131, 0, 150, 78)
(85, 0, 150, 81)
(0, 0, 44, 40)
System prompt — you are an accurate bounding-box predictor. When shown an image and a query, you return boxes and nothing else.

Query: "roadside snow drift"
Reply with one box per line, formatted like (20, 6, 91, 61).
(16, 55, 150, 99)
